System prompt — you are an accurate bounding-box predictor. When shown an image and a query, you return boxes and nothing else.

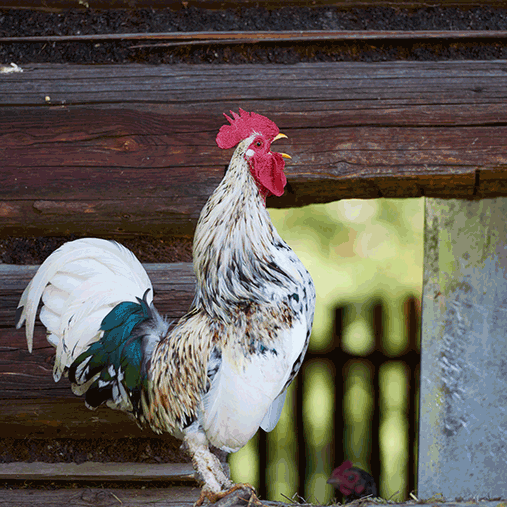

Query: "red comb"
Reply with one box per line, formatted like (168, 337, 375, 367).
(216, 108, 280, 149)
(337, 460, 354, 474)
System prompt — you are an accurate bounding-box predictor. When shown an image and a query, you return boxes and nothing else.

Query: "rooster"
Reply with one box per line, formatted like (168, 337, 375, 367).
(16, 109, 316, 504)
(327, 461, 377, 503)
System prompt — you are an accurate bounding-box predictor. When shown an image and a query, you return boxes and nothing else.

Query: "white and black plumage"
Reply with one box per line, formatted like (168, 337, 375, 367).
(16, 109, 315, 504)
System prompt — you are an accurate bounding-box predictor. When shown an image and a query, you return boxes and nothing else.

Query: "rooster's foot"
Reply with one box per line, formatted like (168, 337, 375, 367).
(195, 484, 259, 506)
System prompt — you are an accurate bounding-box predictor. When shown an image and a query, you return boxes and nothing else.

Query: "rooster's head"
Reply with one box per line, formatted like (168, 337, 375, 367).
(327, 460, 377, 502)
(216, 108, 290, 199)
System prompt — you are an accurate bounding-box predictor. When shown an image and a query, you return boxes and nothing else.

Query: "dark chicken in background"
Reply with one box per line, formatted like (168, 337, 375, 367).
(328, 460, 377, 503)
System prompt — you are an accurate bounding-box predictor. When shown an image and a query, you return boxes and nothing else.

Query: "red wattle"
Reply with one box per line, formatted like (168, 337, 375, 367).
(250, 152, 287, 198)
(340, 485, 353, 496)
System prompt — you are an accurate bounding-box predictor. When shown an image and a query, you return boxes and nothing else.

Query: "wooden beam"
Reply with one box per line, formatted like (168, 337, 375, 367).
(0, 462, 196, 481)
(2, 61, 507, 238)
(0, 487, 201, 507)
(0, 263, 195, 325)
(0, 397, 175, 438)
(2, 30, 507, 44)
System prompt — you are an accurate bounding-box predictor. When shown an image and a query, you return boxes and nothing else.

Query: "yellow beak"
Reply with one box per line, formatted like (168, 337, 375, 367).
(273, 133, 288, 142)
(272, 132, 291, 159)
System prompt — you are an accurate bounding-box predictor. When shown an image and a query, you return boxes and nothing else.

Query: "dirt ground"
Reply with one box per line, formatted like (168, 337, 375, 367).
(1, 0, 505, 480)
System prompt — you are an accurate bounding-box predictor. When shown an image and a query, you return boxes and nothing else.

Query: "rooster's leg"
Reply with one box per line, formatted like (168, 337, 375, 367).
(184, 431, 234, 504)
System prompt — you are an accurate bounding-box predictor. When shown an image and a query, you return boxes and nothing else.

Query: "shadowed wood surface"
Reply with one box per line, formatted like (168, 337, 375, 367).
(0, 263, 195, 324)
(0, 487, 202, 507)
(0, 397, 174, 438)
(0, 462, 195, 481)
(2, 61, 507, 238)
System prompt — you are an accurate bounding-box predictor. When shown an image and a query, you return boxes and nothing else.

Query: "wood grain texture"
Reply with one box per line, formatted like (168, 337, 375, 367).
(0, 487, 201, 507)
(0, 397, 166, 438)
(2, 30, 507, 44)
(0, 462, 196, 481)
(0, 263, 195, 325)
(2, 62, 507, 237)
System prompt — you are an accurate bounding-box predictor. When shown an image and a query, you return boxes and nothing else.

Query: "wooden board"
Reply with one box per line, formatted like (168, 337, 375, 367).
(0, 487, 201, 507)
(0, 263, 195, 325)
(2, 61, 507, 238)
(2, 30, 507, 44)
(0, 462, 195, 481)
(0, 397, 171, 438)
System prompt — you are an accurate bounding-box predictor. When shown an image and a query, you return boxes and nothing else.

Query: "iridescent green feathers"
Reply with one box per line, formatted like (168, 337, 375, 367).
(68, 289, 161, 417)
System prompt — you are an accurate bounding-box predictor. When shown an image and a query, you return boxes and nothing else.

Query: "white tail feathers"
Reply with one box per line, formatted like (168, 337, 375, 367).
(16, 238, 153, 380)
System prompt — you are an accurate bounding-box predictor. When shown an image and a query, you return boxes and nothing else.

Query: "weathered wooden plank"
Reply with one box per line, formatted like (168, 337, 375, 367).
(1, 62, 507, 237)
(0, 462, 195, 481)
(0, 263, 195, 325)
(0, 397, 172, 438)
(0, 487, 200, 507)
(3, 30, 507, 44)
(419, 197, 507, 499)
(0, 262, 195, 289)
(1, 327, 127, 399)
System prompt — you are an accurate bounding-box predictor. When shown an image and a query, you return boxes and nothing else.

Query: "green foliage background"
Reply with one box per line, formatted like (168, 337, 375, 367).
(229, 197, 424, 503)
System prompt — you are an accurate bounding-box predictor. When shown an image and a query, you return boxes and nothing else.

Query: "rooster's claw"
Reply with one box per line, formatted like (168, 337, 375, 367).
(195, 483, 260, 506)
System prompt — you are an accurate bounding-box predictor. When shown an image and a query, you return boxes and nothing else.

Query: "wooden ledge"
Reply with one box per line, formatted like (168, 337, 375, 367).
(1, 61, 507, 237)
(0, 462, 196, 481)
(0, 486, 201, 507)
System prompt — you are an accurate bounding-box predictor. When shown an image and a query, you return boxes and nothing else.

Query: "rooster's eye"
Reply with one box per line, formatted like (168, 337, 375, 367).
(256, 141, 263, 147)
